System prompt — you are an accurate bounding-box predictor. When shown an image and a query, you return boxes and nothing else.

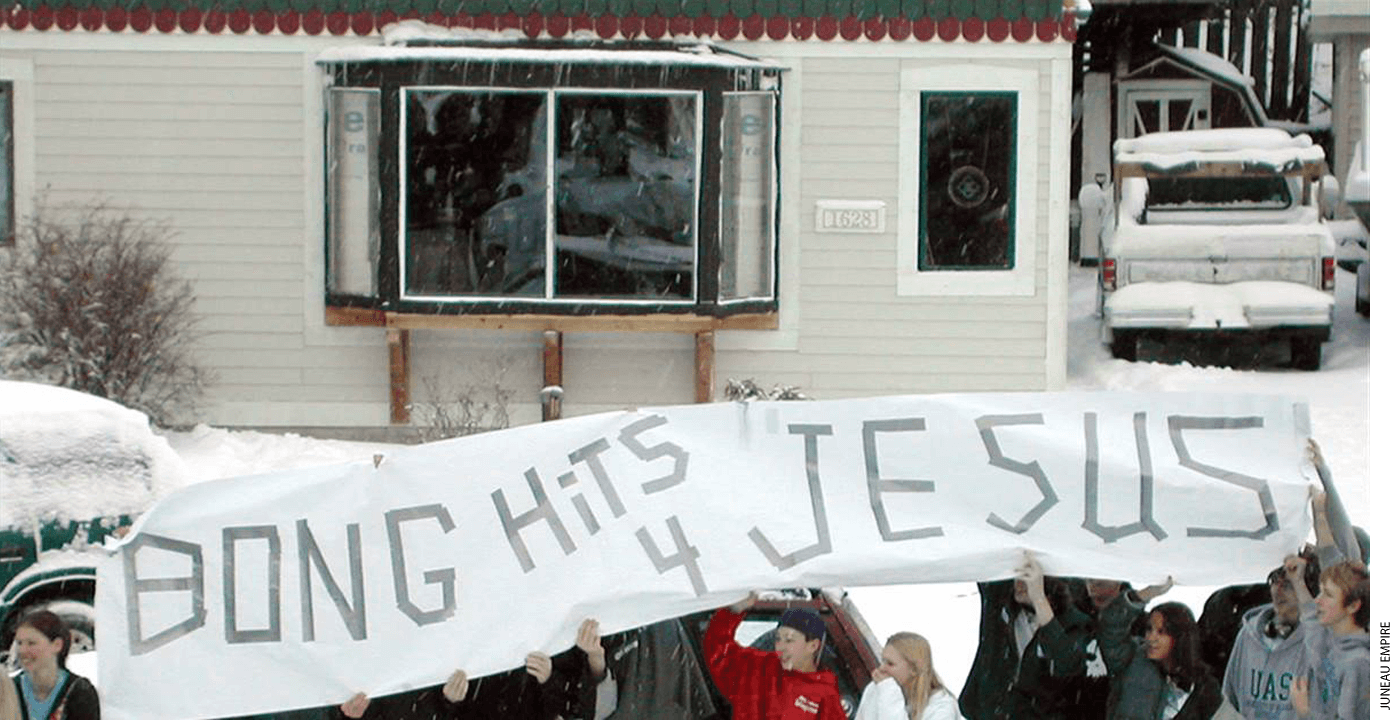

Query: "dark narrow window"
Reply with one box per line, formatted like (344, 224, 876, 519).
(918, 92, 1016, 271)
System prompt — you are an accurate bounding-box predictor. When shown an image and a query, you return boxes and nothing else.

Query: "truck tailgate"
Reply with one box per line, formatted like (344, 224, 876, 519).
(1109, 223, 1332, 286)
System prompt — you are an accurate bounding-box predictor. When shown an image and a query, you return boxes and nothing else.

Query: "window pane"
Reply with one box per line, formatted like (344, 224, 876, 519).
(554, 93, 697, 300)
(1146, 176, 1291, 210)
(404, 90, 547, 297)
(919, 93, 1015, 271)
(326, 88, 380, 296)
(720, 92, 776, 301)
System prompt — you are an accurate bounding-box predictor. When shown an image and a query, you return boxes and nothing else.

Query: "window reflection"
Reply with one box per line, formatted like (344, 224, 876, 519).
(554, 93, 697, 300)
(919, 93, 1015, 271)
(404, 90, 547, 297)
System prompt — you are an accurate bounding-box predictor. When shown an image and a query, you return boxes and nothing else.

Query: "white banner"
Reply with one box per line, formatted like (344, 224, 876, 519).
(97, 392, 1319, 719)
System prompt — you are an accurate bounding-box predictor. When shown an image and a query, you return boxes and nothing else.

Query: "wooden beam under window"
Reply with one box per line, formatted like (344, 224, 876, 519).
(543, 330, 563, 422)
(387, 329, 411, 425)
(326, 307, 777, 333)
(694, 330, 714, 403)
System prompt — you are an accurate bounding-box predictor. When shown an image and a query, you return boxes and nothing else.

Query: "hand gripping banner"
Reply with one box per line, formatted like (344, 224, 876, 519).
(96, 392, 1321, 718)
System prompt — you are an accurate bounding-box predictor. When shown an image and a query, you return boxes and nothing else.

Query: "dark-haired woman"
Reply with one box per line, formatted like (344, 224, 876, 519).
(1099, 586, 1222, 720)
(10, 610, 100, 720)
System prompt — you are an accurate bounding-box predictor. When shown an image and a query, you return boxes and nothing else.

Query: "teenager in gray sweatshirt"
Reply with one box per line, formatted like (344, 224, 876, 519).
(1285, 556, 1369, 720)
(1220, 555, 1319, 719)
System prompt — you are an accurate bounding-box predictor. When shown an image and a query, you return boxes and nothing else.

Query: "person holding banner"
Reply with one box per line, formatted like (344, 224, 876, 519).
(1284, 547, 1370, 719)
(333, 618, 607, 720)
(9, 610, 100, 720)
(1282, 481, 1372, 717)
(1098, 585, 1224, 720)
(703, 592, 844, 720)
(1218, 442, 1370, 720)
(853, 631, 961, 720)
(958, 554, 1095, 720)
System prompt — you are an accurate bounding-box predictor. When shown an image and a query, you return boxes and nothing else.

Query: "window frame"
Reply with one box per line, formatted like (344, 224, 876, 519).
(897, 64, 1039, 297)
(0, 79, 15, 247)
(320, 45, 781, 321)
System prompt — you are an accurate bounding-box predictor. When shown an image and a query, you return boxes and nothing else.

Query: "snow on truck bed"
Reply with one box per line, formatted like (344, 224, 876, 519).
(1114, 128, 1326, 173)
(1104, 281, 1334, 330)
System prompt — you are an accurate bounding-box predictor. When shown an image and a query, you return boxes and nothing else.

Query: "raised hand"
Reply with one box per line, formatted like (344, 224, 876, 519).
(1290, 675, 1311, 717)
(576, 618, 606, 678)
(340, 693, 370, 719)
(729, 591, 759, 614)
(1138, 577, 1174, 603)
(525, 651, 553, 684)
(442, 669, 469, 703)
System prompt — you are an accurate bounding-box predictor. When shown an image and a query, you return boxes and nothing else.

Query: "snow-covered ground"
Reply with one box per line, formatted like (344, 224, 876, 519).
(26, 263, 1379, 701)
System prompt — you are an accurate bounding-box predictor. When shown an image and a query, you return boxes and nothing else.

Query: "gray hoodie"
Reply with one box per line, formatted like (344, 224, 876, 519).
(1298, 598, 1369, 720)
(1221, 604, 1306, 720)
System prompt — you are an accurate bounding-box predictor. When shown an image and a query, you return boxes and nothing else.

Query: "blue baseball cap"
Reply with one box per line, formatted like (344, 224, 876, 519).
(778, 608, 826, 641)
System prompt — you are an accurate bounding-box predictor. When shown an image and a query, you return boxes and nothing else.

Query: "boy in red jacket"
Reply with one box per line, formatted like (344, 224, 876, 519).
(704, 592, 846, 720)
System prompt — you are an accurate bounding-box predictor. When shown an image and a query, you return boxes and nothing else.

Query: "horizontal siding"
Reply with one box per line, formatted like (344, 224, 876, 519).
(192, 296, 303, 315)
(718, 351, 1044, 375)
(37, 83, 303, 106)
(38, 101, 306, 122)
(798, 319, 1045, 339)
(38, 155, 302, 176)
(45, 172, 303, 193)
(190, 279, 303, 299)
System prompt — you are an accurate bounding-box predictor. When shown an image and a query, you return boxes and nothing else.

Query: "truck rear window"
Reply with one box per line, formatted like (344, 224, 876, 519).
(1145, 175, 1292, 210)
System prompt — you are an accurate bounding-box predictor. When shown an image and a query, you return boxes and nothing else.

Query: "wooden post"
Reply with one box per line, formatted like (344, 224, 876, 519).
(694, 331, 714, 403)
(387, 329, 411, 425)
(1270, 0, 1293, 117)
(542, 330, 563, 421)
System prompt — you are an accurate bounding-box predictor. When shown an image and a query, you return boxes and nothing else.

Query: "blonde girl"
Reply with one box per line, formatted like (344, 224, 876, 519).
(855, 631, 963, 720)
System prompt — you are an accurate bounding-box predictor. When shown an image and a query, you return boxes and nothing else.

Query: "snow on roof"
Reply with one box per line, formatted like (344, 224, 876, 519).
(1114, 128, 1326, 171)
(1149, 44, 1268, 125)
(1158, 44, 1255, 89)
(0, 381, 190, 528)
(317, 20, 783, 69)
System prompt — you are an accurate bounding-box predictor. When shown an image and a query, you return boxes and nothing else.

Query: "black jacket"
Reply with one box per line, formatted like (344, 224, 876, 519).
(13, 671, 100, 720)
(959, 580, 1095, 720)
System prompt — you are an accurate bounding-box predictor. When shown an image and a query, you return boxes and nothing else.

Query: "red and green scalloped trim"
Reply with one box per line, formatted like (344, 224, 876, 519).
(0, 2, 1077, 41)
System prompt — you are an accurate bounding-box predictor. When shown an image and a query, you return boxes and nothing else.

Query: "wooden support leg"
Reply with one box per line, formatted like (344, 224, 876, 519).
(543, 330, 563, 422)
(694, 330, 715, 403)
(388, 328, 411, 425)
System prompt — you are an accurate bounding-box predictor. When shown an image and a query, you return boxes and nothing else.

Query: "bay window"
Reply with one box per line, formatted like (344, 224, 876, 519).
(321, 43, 780, 322)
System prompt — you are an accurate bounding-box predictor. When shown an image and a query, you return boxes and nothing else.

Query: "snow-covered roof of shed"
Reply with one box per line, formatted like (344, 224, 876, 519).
(317, 20, 783, 69)
(1114, 128, 1326, 172)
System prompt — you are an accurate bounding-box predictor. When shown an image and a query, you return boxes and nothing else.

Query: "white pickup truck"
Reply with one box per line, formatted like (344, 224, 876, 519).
(1099, 128, 1336, 369)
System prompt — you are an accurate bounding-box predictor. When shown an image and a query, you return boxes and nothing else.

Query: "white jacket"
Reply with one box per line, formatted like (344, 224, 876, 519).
(854, 677, 963, 720)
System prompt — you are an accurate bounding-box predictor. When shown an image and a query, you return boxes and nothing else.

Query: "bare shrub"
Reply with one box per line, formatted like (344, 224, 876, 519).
(0, 199, 212, 426)
(723, 378, 810, 401)
(412, 360, 513, 442)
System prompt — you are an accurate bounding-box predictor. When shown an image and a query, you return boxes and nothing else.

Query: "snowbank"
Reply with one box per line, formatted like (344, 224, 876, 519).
(0, 381, 189, 528)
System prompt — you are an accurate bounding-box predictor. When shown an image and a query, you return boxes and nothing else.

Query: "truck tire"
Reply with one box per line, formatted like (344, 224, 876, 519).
(1110, 332, 1139, 362)
(1290, 338, 1322, 371)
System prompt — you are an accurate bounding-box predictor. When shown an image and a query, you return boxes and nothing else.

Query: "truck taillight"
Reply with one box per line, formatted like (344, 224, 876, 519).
(1322, 257, 1335, 290)
(1101, 259, 1117, 291)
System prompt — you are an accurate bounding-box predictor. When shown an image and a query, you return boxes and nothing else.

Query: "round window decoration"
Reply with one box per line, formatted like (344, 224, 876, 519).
(948, 165, 991, 208)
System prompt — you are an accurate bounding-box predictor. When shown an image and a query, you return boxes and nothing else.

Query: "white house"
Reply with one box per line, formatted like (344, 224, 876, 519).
(0, 0, 1083, 437)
